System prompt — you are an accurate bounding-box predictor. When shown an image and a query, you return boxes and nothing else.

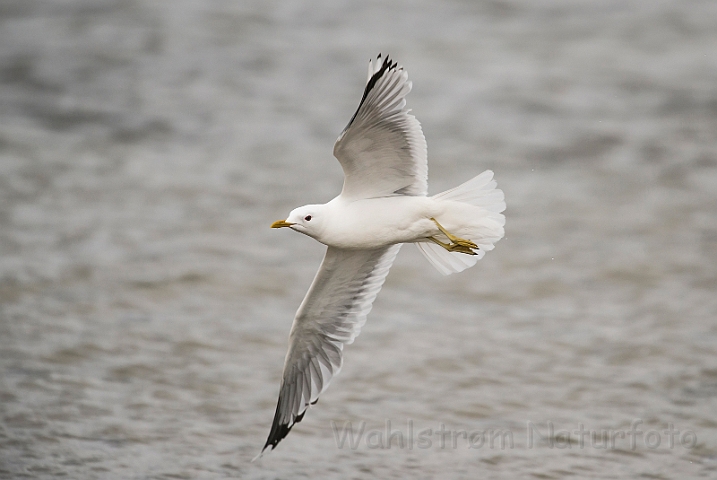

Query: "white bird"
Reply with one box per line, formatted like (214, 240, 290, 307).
(258, 54, 505, 455)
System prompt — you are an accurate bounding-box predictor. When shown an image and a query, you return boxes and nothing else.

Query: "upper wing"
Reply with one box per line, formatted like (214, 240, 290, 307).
(259, 244, 401, 454)
(333, 54, 428, 200)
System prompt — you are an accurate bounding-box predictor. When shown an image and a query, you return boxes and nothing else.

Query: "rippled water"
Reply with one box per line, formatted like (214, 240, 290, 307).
(1, 1, 717, 478)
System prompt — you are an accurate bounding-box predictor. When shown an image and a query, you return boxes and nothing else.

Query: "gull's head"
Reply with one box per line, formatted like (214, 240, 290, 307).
(271, 204, 325, 239)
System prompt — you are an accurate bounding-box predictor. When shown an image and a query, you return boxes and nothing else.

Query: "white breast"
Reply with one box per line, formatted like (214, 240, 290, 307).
(317, 196, 440, 249)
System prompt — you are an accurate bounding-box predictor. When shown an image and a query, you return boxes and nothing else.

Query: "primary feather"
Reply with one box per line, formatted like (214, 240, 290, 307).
(333, 54, 428, 200)
(259, 245, 400, 454)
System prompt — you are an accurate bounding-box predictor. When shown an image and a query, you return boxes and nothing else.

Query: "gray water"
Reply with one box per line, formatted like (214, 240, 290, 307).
(1, 1, 717, 478)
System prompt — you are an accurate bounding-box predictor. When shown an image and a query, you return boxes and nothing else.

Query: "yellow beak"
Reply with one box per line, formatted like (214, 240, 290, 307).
(271, 219, 294, 229)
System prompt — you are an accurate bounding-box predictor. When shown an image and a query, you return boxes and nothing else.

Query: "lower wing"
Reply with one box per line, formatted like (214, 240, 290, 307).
(259, 244, 401, 455)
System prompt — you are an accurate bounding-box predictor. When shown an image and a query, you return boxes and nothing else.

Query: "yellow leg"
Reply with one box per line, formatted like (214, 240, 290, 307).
(429, 236, 478, 256)
(430, 218, 478, 249)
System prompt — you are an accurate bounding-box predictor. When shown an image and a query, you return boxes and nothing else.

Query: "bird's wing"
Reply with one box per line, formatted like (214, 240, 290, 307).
(333, 54, 428, 200)
(260, 244, 401, 454)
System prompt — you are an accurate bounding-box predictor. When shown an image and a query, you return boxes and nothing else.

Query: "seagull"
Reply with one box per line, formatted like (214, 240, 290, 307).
(258, 54, 505, 456)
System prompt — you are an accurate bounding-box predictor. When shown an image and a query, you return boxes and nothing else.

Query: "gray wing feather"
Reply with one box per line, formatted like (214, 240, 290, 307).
(260, 244, 401, 453)
(333, 54, 428, 200)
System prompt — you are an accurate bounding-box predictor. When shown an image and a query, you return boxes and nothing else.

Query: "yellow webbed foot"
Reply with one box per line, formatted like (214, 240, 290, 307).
(429, 236, 479, 256)
(430, 218, 479, 250)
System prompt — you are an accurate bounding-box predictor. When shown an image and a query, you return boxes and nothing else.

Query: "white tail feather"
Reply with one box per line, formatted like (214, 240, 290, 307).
(416, 170, 505, 275)
(433, 170, 506, 212)
(416, 241, 482, 276)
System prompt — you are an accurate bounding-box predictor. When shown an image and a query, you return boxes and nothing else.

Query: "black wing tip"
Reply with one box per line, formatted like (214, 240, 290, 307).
(340, 53, 402, 135)
(259, 401, 312, 455)
(262, 420, 295, 453)
(373, 53, 399, 77)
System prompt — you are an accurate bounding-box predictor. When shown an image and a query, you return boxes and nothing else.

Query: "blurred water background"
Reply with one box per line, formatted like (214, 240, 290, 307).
(1, 1, 717, 478)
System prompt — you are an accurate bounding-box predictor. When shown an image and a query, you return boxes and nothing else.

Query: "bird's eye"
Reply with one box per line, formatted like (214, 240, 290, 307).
(304, 215, 312, 222)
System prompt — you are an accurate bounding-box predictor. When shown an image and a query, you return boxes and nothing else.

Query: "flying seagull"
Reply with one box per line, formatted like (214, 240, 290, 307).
(258, 54, 505, 456)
